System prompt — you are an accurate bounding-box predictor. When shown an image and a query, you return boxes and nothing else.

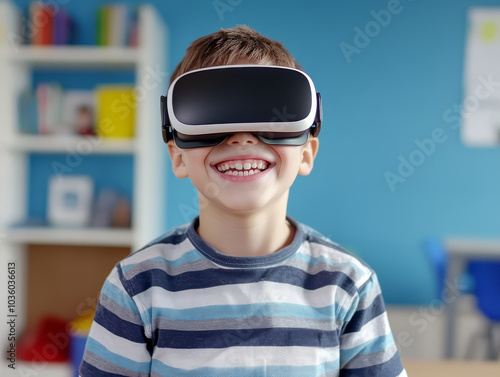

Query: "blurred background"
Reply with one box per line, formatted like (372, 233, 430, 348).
(1, 0, 500, 375)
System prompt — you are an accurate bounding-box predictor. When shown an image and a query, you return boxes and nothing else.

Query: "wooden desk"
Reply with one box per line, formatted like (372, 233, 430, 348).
(443, 238, 500, 358)
(403, 360, 500, 377)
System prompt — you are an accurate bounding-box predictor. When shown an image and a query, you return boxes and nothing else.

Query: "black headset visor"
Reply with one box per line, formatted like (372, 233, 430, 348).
(161, 65, 322, 149)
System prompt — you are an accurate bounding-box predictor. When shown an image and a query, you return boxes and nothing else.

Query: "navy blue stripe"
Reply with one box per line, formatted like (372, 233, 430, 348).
(132, 227, 189, 254)
(344, 350, 404, 376)
(127, 266, 357, 295)
(80, 360, 126, 377)
(94, 303, 148, 344)
(343, 294, 386, 334)
(156, 231, 188, 246)
(155, 327, 340, 349)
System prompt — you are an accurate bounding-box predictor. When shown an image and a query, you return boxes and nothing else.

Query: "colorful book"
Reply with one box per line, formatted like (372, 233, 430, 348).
(30, 2, 54, 45)
(36, 83, 65, 134)
(96, 5, 109, 46)
(53, 7, 72, 45)
(109, 4, 127, 46)
(95, 86, 135, 138)
(96, 4, 131, 46)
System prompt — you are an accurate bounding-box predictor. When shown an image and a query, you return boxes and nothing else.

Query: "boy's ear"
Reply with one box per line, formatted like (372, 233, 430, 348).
(298, 136, 319, 176)
(167, 140, 189, 178)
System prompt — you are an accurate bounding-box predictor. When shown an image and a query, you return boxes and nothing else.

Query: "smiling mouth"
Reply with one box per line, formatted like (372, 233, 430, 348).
(215, 159, 270, 176)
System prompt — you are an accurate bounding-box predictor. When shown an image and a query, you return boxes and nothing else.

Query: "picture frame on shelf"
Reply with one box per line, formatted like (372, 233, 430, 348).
(62, 90, 96, 136)
(47, 175, 94, 228)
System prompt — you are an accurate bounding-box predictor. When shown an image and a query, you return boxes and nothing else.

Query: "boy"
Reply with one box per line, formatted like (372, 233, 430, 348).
(80, 26, 407, 376)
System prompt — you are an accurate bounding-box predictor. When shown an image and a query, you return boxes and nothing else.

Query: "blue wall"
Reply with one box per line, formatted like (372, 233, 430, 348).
(16, 0, 500, 305)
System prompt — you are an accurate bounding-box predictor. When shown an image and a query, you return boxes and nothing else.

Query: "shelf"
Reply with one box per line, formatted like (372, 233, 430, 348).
(6, 135, 136, 154)
(6, 226, 133, 247)
(2, 45, 139, 69)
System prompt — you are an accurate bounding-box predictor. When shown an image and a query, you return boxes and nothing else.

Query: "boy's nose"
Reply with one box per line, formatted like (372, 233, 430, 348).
(226, 132, 259, 145)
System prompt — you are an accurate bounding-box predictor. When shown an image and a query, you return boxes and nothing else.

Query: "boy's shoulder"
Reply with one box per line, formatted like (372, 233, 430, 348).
(298, 222, 376, 290)
(116, 222, 195, 273)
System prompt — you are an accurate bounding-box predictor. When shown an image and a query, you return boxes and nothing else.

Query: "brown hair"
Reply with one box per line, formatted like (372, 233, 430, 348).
(169, 25, 302, 84)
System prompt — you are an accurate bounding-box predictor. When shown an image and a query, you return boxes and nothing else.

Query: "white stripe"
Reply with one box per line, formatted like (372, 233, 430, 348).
(88, 322, 151, 363)
(307, 244, 373, 289)
(136, 280, 351, 311)
(123, 238, 194, 269)
(340, 313, 392, 349)
(153, 346, 339, 370)
(308, 244, 369, 272)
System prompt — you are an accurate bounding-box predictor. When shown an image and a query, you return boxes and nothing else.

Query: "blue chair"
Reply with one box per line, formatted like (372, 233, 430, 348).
(423, 239, 449, 299)
(468, 260, 500, 360)
(423, 239, 500, 360)
(423, 239, 473, 299)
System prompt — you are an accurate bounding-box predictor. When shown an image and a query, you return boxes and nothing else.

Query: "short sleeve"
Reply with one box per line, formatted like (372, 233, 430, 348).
(339, 273, 407, 377)
(79, 265, 152, 376)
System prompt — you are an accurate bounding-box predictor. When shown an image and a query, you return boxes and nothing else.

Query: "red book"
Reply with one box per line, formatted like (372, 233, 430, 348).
(30, 2, 54, 45)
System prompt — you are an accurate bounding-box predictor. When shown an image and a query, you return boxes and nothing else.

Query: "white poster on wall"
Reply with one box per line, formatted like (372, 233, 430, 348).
(462, 8, 500, 146)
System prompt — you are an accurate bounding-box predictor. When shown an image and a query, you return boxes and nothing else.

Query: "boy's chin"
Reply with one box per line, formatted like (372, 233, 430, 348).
(200, 190, 287, 214)
(210, 197, 270, 213)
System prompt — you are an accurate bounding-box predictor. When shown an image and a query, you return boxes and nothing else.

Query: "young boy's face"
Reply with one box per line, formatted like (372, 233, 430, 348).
(168, 131, 318, 214)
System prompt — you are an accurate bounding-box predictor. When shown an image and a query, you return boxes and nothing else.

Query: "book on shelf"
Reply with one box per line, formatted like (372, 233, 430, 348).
(95, 85, 136, 138)
(36, 83, 65, 135)
(18, 84, 139, 138)
(53, 7, 73, 45)
(28, 1, 73, 46)
(97, 4, 135, 47)
(29, 1, 53, 45)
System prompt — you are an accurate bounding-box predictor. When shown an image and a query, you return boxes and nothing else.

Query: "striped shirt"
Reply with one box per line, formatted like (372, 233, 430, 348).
(80, 217, 407, 376)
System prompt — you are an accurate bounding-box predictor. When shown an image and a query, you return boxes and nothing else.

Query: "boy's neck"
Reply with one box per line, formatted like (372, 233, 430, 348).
(196, 202, 295, 258)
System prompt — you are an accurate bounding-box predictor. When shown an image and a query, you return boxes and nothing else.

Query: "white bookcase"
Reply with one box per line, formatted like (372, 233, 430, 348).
(0, 2, 168, 376)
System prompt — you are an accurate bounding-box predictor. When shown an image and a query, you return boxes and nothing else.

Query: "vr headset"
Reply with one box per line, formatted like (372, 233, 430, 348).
(161, 65, 322, 149)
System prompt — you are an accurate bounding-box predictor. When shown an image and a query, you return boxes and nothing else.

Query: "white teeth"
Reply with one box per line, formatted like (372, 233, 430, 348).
(217, 159, 269, 175)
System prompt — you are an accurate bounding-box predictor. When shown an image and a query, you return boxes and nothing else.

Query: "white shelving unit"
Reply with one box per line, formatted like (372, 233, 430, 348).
(6, 227, 134, 247)
(0, 3, 168, 376)
(4, 46, 140, 67)
(5, 134, 137, 154)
